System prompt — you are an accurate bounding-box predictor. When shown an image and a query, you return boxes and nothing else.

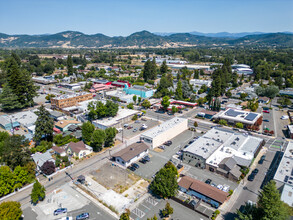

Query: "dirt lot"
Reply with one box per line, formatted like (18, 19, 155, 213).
(91, 162, 140, 193)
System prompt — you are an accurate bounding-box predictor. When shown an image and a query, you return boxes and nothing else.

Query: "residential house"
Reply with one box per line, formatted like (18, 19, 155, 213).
(66, 141, 93, 159)
(112, 142, 149, 167)
(32, 151, 55, 171)
(55, 120, 82, 132)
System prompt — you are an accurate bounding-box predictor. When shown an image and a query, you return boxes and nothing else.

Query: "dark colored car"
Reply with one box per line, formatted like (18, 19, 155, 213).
(188, 140, 194, 144)
(205, 179, 212, 184)
(143, 155, 150, 162)
(139, 159, 147, 164)
(132, 163, 139, 169)
(76, 212, 90, 220)
(252, 169, 259, 174)
(128, 166, 136, 171)
(164, 141, 172, 146)
(248, 173, 255, 181)
(258, 159, 264, 164)
(261, 155, 266, 160)
(54, 208, 67, 216)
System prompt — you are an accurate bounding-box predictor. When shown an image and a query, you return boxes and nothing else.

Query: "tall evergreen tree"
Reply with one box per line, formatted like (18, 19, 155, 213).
(0, 83, 22, 111)
(150, 57, 157, 80)
(34, 105, 54, 143)
(175, 80, 183, 100)
(67, 55, 74, 75)
(160, 60, 168, 74)
(143, 59, 152, 81)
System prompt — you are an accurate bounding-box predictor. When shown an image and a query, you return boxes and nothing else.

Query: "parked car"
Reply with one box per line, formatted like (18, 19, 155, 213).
(141, 118, 147, 121)
(205, 179, 212, 185)
(132, 163, 139, 169)
(176, 151, 182, 156)
(263, 110, 270, 113)
(188, 140, 194, 144)
(143, 155, 150, 162)
(127, 126, 133, 129)
(164, 141, 172, 146)
(54, 208, 67, 216)
(158, 145, 165, 150)
(76, 212, 90, 220)
(252, 169, 259, 174)
(133, 128, 137, 132)
(123, 124, 129, 128)
(248, 173, 255, 181)
(139, 158, 147, 164)
(184, 144, 189, 149)
(128, 166, 136, 171)
(263, 119, 269, 122)
(135, 120, 140, 123)
(58, 217, 73, 220)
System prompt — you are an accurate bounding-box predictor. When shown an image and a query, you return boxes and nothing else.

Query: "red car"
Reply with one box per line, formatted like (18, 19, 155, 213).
(127, 126, 133, 129)
(263, 110, 270, 113)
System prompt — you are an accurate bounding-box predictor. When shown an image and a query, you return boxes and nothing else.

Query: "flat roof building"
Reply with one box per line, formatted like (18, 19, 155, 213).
(105, 90, 135, 103)
(274, 141, 293, 188)
(183, 128, 264, 181)
(216, 108, 262, 130)
(92, 108, 139, 130)
(190, 79, 212, 88)
(123, 85, 154, 98)
(140, 117, 188, 149)
(280, 184, 293, 207)
(51, 92, 93, 109)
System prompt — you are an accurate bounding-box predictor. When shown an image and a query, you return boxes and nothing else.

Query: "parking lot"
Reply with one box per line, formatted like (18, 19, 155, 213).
(116, 118, 159, 139)
(23, 183, 115, 220)
(132, 130, 196, 180)
(130, 195, 209, 220)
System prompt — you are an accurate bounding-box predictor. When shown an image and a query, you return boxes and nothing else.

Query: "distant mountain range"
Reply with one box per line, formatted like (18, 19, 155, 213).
(154, 31, 293, 38)
(0, 30, 292, 48)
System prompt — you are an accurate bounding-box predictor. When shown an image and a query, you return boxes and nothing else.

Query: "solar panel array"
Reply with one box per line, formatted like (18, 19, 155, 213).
(245, 113, 258, 121)
(225, 109, 243, 117)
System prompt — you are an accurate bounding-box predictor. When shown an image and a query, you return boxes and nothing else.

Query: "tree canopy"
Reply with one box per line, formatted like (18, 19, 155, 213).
(0, 201, 22, 220)
(34, 105, 54, 143)
(149, 162, 178, 198)
(81, 121, 95, 143)
(31, 180, 46, 204)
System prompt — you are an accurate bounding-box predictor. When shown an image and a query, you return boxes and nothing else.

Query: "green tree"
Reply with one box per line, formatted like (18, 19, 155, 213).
(34, 105, 54, 143)
(194, 70, 199, 79)
(138, 96, 142, 103)
(160, 60, 168, 74)
(194, 121, 198, 127)
(141, 99, 151, 109)
(91, 129, 106, 152)
(175, 80, 183, 100)
(0, 135, 31, 170)
(105, 100, 119, 117)
(81, 121, 95, 143)
(14, 166, 28, 189)
(127, 103, 134, 109)
(226, 90, 232, 98)
(236, 123, 244, 129)
(104, 127, 117, 148)
(67, 55, 74, 75)
(0, 166, 15, 197)
(0, 83, 22, 111)
(278, 97, 292, 106)
(218, 119, 228, 126)
(0, 201, 22, 220)
(133, 95, 137, 103)
(119, 211, 130, 220)
(149, 162, 178, 198)
(257, 180, 289, 220)
(161, 202, 174, 217)
(143, 59, 152, 81)
(31, 180, 46, 204)
(161, 96, 170, 111)
(171, 106, 178, 114)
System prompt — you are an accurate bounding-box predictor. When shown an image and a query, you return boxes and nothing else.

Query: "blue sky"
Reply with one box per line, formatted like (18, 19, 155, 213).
(1, 0, 293, 36)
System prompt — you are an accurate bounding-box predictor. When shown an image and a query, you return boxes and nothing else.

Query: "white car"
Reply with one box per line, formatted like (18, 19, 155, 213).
(281, 115, 289, 120)
(58, 217, 73, 220)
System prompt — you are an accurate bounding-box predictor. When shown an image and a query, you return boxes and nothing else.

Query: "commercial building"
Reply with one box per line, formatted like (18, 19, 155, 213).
(123, 85, 154, 98)
(274, 141, 293, 188)
(51, 92, 93, 109)
(288, 125, 293, 139)
(61, 99, 97, 116)
(190, 79, 212, 88)
(105, 90, 135, 103)
(56, 83, 81, 91)
(32, 76, 57, 84)
(280, 88, 293, 98)
(197, 110, 218, 119)
(89, 83, 115, 93)
(183, 128, 264, 181)
(92, 108, 139, 130)
(112, 142, 149, 167)
(280, 184, 293, 207)
(140, 117, 188, 149)
(55, 120, 82, 132)
(216, 108, 263, 130)
(178, 176, 229, 208)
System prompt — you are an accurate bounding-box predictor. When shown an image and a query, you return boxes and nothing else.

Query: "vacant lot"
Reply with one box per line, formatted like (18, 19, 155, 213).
(91, 162, 140, 193)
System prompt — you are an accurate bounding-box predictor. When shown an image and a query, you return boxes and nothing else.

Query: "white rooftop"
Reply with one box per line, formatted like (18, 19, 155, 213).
(274, 141, 293, 186)
(288, 125, 293, 134)
(141, 117, 187, 139)
(217, 108, 262, 125)
(184, 128, 263, 167)
(93, 108, 139, 128)
(32, 150, 55, 170)
(281, 184, 293, 206)
(53, 92, 91, 100)
(206, 130, 263, 167)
